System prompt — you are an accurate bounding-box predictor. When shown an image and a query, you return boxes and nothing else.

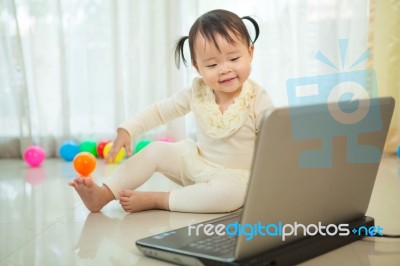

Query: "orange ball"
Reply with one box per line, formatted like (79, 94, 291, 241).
(73, 152, 96, 176)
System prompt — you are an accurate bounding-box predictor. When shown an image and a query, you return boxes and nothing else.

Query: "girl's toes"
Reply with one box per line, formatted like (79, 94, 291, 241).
(121, 203, 131, 212)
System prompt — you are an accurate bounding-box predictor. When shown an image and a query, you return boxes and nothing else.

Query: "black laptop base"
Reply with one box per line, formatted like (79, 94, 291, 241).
(202, 216, 375, 266)
(136, 216, 375, 266)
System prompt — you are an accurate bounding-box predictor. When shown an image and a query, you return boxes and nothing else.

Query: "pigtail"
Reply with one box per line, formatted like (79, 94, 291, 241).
(242, 16, 260, 44)
(175, 36, 189, 69)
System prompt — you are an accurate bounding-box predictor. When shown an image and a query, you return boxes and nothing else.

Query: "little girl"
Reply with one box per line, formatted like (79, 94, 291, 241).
(69, 9, 273, 213)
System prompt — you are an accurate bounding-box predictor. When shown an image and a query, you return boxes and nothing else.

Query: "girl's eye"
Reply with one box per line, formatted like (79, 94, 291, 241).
(206, 64, 217, 68)
(231, 57, 240, 62)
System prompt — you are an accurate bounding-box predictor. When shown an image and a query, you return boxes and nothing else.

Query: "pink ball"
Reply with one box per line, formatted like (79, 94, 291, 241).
(24, 145, 46, 167)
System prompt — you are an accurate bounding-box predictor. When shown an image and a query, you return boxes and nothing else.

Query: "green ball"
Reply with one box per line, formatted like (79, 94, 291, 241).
(135, 139, 152, 153)
(79, 140, 97, 157)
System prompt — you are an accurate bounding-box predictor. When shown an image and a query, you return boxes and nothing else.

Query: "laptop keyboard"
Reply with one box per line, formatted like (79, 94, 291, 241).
(179, 213, 241, 257)
(185, 233, 237, 256)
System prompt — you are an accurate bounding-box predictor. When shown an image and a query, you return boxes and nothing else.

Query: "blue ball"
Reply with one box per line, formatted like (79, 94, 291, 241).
(60, 141, 80, 161)
(397, 145, 400, 158)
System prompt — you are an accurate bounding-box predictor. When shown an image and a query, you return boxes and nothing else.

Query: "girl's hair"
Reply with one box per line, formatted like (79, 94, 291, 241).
(175, 9, 259, 68)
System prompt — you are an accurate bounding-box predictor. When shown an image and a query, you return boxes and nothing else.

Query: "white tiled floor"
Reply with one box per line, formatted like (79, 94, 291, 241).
(0, 154, 399, 265)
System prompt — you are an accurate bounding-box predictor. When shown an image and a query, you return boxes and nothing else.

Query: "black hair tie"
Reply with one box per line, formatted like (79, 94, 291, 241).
(242, 16, 260, 44)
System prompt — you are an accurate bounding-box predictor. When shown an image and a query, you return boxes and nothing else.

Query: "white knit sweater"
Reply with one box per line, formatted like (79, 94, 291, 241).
(119, 77, 274, 182)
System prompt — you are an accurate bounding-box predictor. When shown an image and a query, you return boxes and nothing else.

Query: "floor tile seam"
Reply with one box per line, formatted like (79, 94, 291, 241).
(0, 221, 59, 263)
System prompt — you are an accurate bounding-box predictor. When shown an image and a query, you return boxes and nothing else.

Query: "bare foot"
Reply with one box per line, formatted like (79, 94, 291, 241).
(119, 190, 170, 212)
(69, 177, 115, 212)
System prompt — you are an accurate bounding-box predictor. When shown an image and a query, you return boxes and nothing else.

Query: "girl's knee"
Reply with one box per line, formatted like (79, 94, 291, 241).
(139, 141, 170, 160)
(140, 140, 164, 152)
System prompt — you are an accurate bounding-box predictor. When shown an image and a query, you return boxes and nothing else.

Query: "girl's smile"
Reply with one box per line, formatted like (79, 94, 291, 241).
(193, 32, 254, 106)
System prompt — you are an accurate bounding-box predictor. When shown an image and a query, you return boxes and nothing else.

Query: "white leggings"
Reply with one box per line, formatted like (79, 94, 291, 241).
(103, 141, 247, 213)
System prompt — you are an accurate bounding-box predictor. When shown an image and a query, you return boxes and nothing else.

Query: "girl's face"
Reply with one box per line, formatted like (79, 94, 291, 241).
(193, 32, 254, 100)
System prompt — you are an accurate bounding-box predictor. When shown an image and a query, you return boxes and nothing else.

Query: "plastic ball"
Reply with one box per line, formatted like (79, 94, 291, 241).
(73, 152, 97, 176)
(135, 139, 152, 153)
(103, 142, 125, 163)
(97, 140, 110, 159)
(158, 136, 174, 143)
(79, 140, 97, 157)
(397, 145, 400, 158)
(59, 141, 80, 161)
(24, 145, 46, 167)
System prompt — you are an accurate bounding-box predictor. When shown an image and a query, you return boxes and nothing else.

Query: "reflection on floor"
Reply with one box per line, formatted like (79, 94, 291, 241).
(0, 154, 399, 265)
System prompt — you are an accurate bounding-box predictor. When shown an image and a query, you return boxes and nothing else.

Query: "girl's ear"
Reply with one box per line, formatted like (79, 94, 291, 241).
(248, 45, 254, 61)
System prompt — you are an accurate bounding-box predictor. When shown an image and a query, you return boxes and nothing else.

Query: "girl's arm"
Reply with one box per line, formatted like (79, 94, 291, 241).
(105, 89, 192, 162)
(118, 89, 192, 138)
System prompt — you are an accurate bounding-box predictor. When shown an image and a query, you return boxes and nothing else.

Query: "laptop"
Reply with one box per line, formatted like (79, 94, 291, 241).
(136, 97, 395, 266)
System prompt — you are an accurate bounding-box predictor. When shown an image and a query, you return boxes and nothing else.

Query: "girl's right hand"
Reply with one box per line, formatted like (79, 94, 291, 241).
(104, 128, 132, 163)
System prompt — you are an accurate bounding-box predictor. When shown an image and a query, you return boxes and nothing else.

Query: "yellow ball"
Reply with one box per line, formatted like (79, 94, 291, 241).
(103, 142, 125, 163)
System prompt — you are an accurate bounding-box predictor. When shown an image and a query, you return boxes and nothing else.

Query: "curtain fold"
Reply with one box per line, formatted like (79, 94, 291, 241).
(371, 0, 400, 153)
(1, 0, 187, 158)
(1, 0, 32, 157)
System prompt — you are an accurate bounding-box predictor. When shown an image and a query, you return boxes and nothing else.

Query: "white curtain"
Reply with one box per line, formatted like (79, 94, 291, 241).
(0, 0, 371, 158)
